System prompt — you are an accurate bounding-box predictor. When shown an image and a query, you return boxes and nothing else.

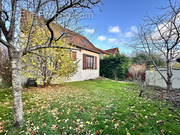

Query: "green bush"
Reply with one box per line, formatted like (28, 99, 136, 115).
(100, 54, 131, 80)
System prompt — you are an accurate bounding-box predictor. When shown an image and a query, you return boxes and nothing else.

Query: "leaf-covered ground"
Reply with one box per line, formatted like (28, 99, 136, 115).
(0, 79, 180, 135)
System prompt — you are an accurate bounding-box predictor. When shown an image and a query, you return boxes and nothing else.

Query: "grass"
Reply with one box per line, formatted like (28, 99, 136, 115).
(0, 79, 180, 135)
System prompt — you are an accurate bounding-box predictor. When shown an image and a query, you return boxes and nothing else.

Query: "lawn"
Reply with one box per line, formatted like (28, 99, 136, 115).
(0, 79, 180, 135)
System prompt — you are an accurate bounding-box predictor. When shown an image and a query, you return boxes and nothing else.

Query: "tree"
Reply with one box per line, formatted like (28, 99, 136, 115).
(0, 0, 101, 126)
(21, 19, 78, 86)
(137, 0, 180, 91)
(132, 52, 166, 68)
(22, 43, 78, 86)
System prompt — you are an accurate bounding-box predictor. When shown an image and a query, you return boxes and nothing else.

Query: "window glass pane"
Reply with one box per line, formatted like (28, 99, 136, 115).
(85, 55, 95, 69)
(81, 39, 89, 45)
(88, 57, 90, 67)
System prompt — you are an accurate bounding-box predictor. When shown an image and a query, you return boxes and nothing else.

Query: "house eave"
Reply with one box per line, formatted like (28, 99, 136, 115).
(75, 45, 101, 54)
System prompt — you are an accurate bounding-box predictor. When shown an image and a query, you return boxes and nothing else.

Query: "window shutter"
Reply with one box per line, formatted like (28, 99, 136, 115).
(72, 51, 77, 60)
(83, 54, 86, 70)
(95, 56, 97, 69)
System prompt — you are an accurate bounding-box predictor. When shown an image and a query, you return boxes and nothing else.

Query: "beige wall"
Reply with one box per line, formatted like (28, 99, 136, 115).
(64, 49, 100, 82)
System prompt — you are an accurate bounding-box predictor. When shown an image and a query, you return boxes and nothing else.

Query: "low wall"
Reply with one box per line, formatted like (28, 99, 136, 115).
(146, 68, 180, 89)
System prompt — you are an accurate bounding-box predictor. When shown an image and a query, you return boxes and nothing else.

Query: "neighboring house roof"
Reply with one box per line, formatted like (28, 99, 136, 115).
(20, 9, 101, 54)
(104, 48, 119, 55)
(96, 47, 119, 55)
(95, 48, 109, 54)
(97, 47, 119, 55)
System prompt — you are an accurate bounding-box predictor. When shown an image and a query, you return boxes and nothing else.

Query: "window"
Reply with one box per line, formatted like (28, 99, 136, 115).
(86, 55, 94, 69)
(71, 51, 77, 60)
(81, 39, 89, 45)
(83, 54, 97, 70)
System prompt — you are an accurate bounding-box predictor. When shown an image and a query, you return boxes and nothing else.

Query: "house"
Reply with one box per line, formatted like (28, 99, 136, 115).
(20, 9, 118, 82)
(104, 48, 119, 55)
(55, 26, 102, 82)
(97, 47, 119, 59)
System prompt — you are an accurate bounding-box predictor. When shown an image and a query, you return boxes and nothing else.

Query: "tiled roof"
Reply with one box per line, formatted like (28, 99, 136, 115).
(95, 47, 109, 54)
(51, 24, 101, 54)
(97, 47, 119, 55)
(105, 48, 119, 55)
(20, 9, 120, 55)
(20, 9, 101, 54)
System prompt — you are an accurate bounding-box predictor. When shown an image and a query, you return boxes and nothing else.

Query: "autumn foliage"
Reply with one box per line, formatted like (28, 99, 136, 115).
(21, 19, 78, 86)
(127, 63, 146, 82)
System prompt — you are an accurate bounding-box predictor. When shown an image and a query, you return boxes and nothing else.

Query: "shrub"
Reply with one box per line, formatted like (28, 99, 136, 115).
(100, 54, 131, 80)
(127, 63, 146, 81)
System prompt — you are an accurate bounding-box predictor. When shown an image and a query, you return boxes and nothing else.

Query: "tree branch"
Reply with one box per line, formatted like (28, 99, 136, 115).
(22, 44, 79, 56)
(139, 28, 167, 83)
(0, 39, 14, 49)
(0, 10, 9, 40)
(23, 0, 42, 54)
(8, 0, 17, 41)
(45, 0, 100, 45)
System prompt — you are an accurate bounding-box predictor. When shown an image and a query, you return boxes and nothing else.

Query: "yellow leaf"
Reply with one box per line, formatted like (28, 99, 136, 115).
(86, 121, 90, 124)
(126, 128, 131, 135)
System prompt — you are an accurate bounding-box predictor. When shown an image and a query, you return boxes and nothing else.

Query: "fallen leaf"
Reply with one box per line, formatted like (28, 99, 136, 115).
(0, 129, 3, 134)
(114, 123, 119, 128)
(86, 121, 90, 124)
(138, 123, 143, 127)
(126, 128, 131, 135)
(77, 119, 80, 123)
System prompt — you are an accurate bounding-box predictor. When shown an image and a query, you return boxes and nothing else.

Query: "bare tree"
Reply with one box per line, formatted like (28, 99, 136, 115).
(0, 0, 101, 126)
(137, 0, 180, 91)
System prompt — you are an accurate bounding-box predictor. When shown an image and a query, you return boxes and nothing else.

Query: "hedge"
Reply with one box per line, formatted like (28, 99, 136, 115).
(100, 54, 131, 80)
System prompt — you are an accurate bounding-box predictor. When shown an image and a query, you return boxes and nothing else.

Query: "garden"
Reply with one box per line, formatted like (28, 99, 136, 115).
(0, 79, 180, 134)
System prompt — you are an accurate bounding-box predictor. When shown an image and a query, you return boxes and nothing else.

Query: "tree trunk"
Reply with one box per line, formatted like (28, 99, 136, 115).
(166, 60, 173, 91)
(166, 81, 173, 91)
(11, 51, 24, 126)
